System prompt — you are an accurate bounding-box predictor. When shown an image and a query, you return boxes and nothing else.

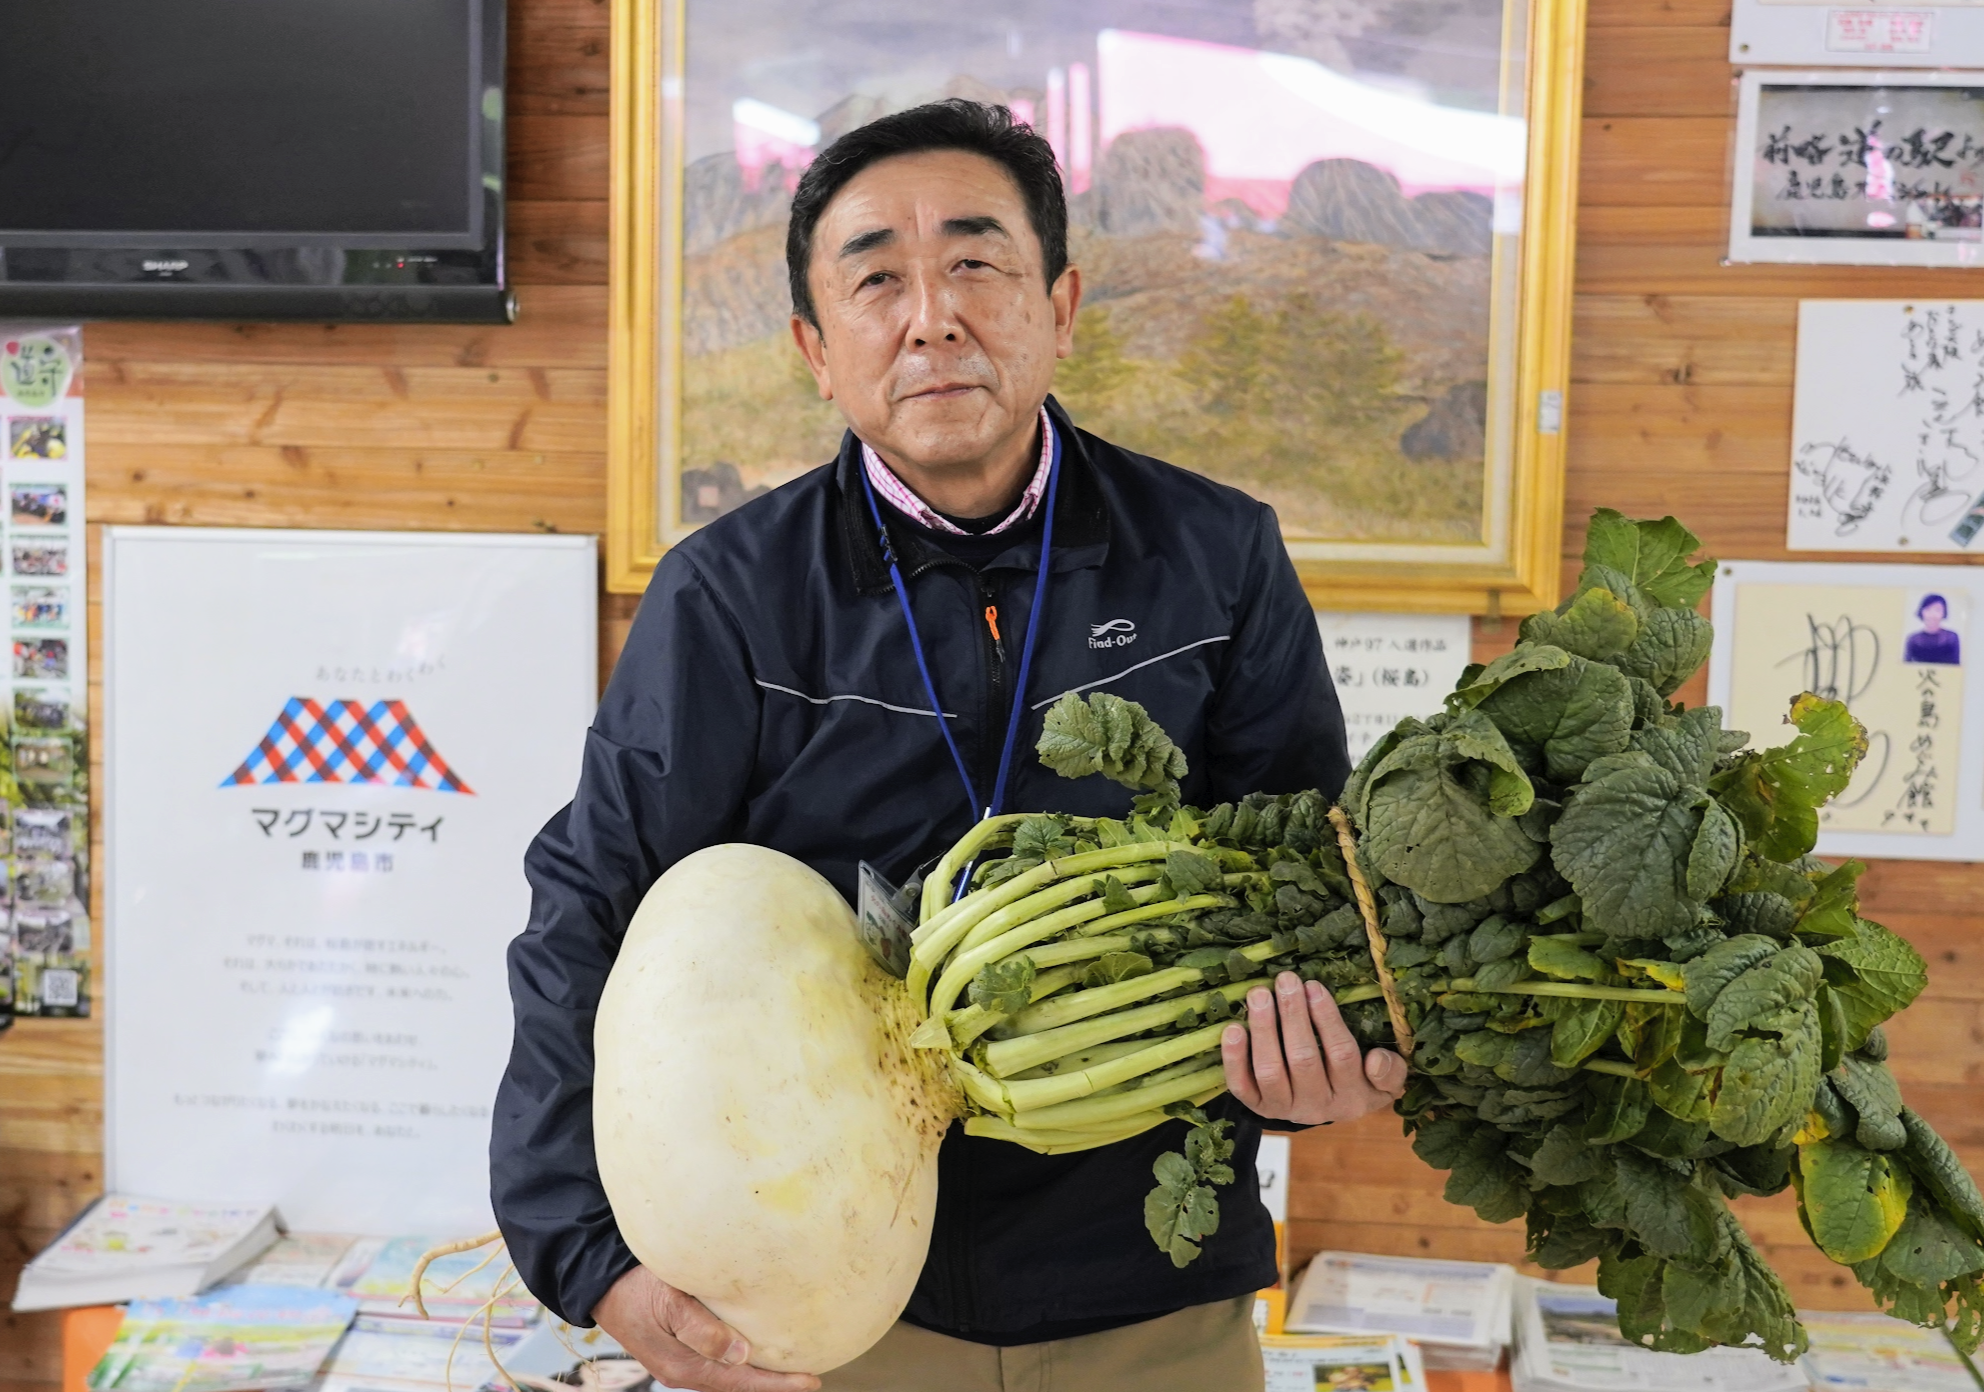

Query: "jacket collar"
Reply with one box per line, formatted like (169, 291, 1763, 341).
(839, 395, 1111, 597)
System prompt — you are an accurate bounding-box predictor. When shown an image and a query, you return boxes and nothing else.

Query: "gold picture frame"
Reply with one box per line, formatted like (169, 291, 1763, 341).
(608, 0, 1587, 614)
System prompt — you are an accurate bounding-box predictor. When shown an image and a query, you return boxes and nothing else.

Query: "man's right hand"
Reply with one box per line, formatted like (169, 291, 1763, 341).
(591, 1266, 821, 1392)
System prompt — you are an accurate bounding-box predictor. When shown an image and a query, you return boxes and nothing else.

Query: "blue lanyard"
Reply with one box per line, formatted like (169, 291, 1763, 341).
(857, 424, 1062, 827)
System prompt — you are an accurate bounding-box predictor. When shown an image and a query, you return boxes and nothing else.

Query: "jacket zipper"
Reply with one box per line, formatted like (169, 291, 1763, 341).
(974, 572, 1008, 805)
(943, 571, 1009, 1332)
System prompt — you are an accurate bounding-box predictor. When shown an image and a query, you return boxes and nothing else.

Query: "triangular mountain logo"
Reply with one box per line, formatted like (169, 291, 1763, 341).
(222, 697, 474, 793)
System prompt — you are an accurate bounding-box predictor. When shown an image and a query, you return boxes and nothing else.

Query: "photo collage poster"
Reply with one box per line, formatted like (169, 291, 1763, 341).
(0, 325, 89, 1022)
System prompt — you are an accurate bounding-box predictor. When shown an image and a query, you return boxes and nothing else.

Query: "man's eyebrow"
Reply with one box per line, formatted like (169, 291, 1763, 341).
(944, 215, 1011, 239)
(837, 228, 895, 258)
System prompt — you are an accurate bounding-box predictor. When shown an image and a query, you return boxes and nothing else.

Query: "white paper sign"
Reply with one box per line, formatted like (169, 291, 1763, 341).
(1709, 559, 1984, 861)
(1733, 0, 1984, 66)
(104, 529, 596, 1231)
(1315, 612, 1474, 762)
(1788, 300, 1984, 553)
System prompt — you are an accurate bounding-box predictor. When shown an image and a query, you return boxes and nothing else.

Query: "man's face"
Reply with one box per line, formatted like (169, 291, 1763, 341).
(791, 148, 1079, 477)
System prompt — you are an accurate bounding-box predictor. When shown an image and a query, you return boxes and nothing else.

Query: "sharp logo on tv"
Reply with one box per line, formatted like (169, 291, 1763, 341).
(141, 259, 190, 274)
(221, 697, 474, 793)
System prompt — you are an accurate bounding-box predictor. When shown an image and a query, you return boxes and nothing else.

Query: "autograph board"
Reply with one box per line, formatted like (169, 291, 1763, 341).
(1709, 560, 1984, 861)
(1788, 300, 1984, 552)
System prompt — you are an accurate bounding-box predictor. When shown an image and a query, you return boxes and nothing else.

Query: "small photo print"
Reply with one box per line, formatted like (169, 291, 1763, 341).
(11, 584, 65, 628)
(1315, 1364, 1394, 1391)
(12, 859, 72, 907)
(13, 905, 74, 955)
(15, 736, 74, 784)
(12, 637, 65, 680)
(15, 808, 71, 858)
(1905, 193, 1984, 242)
(9, 484, 66, 527)
(1905, 590, 1963, 666)
(11, 542, 67, 576)
(7, 417, 66, 459)
(13, 689, 68, 731)
(1538, 1301, 1634, 1347)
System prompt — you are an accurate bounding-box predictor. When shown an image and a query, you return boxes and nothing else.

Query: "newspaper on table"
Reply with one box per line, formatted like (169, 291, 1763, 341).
(1798, 1308, 1984, 1392)
(1261, 1332, 1428, 1391)
(1286, 1251, 1513, 1370)
(1511, 1279, 1806, 1392)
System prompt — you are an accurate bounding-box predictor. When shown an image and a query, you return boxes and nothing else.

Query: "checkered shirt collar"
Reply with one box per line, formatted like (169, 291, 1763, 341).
(859, 406, 1053, 537)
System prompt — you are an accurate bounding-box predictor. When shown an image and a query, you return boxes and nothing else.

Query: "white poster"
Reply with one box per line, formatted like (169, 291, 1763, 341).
(1787, 300, 1984, 553)
(1709, 559, 1984, 861)
(104, 529, 596, 1231)
(0, 326, 89, 1022)
(1315, 612, 1473, 762)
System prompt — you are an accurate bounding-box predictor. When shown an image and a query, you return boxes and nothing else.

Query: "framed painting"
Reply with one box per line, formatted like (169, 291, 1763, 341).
(608, 0, 1587, 613)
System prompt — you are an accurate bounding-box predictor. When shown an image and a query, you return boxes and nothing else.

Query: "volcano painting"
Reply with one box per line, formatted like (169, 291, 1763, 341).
(668, 0, 1523, 547)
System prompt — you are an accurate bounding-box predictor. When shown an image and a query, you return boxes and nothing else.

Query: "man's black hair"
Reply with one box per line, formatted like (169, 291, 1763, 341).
(785, 98, 1068, 328)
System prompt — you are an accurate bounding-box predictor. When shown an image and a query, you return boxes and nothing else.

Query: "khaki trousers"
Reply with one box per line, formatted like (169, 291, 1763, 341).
(817, 1296, 1265, 1392)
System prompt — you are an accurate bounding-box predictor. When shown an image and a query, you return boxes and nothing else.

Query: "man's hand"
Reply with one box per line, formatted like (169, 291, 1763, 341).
(1222, 971, 1409, 1126)
(592, 1266, 821, 1392)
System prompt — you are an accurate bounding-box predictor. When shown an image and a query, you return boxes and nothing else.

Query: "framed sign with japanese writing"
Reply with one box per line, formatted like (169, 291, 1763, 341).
(1709, 559, 1984, 861)
(1731, 68, 1984, 266)
(102, 528, 596, 1232)
(606, 0, 1589, 614)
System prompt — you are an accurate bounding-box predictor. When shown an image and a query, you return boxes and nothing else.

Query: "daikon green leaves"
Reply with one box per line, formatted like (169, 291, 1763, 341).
(926, 510, 1975, 1362)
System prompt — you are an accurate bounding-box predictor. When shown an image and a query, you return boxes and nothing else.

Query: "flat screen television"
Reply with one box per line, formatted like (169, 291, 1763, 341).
(0, 0, 510, 323)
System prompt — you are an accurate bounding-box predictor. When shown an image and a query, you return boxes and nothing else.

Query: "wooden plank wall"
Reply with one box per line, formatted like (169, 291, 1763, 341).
(1, 0, 1979, 1378)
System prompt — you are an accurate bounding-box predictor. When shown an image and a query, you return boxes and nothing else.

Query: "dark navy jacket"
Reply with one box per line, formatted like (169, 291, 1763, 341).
(491, 397, 1351, 1339)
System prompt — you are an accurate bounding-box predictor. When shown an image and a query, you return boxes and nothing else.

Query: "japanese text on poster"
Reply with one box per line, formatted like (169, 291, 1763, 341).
(1315, 612, 1473, 763)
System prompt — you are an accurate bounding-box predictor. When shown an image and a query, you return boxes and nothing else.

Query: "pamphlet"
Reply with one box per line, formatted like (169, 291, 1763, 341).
(479, 1322, 662, 1392)
(1798, 1308, 1984, 1392)
(237, 1234, 359, 1289)
(12, 1195, 282, 1311)
(311, 1312, 527, 1392)
(1261, 1332, 1427, 1390)
(1511, 1279, 1806, 1392)
(87, 1285, 356, 1392)
(333, 1236, 540, 1327)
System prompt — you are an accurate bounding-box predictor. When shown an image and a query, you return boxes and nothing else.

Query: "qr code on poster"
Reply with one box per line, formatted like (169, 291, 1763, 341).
(40, 968, 77, 1007)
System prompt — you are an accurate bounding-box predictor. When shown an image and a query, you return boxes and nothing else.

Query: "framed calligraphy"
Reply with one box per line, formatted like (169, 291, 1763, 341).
(1731, 68, 1984, 266)
(607, 0, 1589, 612)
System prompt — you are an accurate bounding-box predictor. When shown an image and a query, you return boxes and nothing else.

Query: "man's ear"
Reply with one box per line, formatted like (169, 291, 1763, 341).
(790, 314, 834, 400)
(1050, 265, 1083, 361)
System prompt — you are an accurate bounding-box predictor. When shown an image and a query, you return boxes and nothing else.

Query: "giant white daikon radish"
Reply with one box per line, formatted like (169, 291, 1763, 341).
(593, 844, 958, 1373)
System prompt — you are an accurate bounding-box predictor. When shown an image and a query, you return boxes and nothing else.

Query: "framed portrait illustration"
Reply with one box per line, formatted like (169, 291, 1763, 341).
(608, 0, 1588, 612)
(1730, 68, 1984, 268)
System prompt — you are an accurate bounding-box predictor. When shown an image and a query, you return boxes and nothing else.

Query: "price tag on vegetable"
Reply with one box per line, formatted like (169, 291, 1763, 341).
(856, 862, 915, 979)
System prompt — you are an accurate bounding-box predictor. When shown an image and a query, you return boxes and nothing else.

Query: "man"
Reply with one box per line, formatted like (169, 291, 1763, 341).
(492, 100, 1409, 1392)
